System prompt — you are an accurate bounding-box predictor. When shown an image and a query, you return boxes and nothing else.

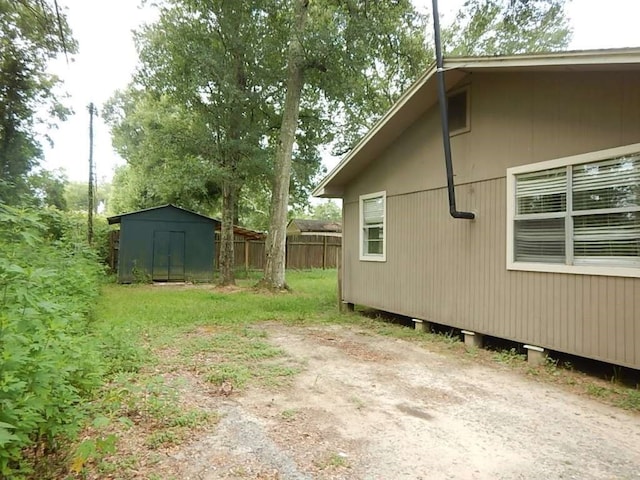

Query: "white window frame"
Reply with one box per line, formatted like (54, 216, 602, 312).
(506, 142, 640, 278)
(359, 191, 387, 262)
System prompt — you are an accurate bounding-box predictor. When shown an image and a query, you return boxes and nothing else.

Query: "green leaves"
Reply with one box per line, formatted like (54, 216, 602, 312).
(0, 422, 18, 448)
(0, 202, 105, 477)
(446, 0, 571, 56)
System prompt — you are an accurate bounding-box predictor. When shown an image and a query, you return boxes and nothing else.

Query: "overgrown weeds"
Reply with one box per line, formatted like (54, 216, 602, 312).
(0, 204, 106, 478)
(69, 373, 216, 476)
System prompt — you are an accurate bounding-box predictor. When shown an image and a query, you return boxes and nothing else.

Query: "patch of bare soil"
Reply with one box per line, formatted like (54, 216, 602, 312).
(147, 282, 249, 293)
(103, 324, 640, 480)
(212, 285, 247, 294)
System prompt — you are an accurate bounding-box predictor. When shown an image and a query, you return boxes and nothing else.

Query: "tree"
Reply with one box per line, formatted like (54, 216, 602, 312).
(0, 0, 76, 202)
(446, 0, 571, 56)
(108, 1, 276, 285)
(27, 168, 67, 210)
(262, 0, 311, 290)
(107, 165, 148, 215)
(107, 0, 327, 285)
(65, 180, 111, 212)
(110, 1, 422, 288)
(262, 0, 430, 289)
(310, 200, 341, 222)
(103, 89, 223, 214)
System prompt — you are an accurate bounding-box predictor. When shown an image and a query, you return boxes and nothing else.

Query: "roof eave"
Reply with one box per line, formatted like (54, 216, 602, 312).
(313, 185, 344, 198)
(445, 47, 640, 69)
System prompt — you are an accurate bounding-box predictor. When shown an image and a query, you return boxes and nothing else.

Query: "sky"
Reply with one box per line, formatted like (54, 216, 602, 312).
(42, 0, 640, 185)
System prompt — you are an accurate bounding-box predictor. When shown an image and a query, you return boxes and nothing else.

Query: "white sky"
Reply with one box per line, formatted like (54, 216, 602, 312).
(43, 0, 640, 184)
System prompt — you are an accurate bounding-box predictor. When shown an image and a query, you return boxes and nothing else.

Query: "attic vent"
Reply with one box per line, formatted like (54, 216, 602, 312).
(448, 89, 469, 135)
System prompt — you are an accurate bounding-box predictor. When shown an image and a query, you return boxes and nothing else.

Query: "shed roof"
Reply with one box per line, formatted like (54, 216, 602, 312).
(287, 218, 342, 234)
(218, 224, 265, 241)
(312, 47, 640, 198)
(107, 204, 265, 240)
(107, 204, 216, 225)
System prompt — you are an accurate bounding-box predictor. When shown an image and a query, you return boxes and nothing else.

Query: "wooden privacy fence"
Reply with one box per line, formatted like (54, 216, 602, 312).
(213, 233, 266, 271)
(109, 230, 341, 272)
(285, 234, 341, 270)
(213, 233, 341, 270)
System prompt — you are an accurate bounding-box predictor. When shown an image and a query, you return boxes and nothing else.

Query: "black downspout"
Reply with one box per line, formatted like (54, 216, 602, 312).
(432, 0, 475, 220)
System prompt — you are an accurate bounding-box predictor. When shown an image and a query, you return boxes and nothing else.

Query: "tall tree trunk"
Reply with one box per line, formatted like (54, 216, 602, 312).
(218, 11, 247, 287)
(219, 180, 236, 285)
(262, 0, 309, 290)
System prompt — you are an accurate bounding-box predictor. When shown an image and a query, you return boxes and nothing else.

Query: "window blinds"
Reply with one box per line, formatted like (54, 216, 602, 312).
(363, 197, 384, 225)
(514, 153, 640, 266)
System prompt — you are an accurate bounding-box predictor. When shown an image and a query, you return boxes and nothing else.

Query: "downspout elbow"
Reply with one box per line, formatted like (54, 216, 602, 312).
(450, 206, 475, 220)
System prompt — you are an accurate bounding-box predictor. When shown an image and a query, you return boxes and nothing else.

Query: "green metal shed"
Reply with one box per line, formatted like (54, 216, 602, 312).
(107, 204, 216, 283)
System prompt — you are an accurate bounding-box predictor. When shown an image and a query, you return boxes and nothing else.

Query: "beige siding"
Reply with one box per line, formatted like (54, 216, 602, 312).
(342, 70, 640, 369)
(344, 71, 640, 204)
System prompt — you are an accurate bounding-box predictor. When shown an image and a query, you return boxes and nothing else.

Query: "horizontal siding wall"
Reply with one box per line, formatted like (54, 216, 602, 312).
(343, 178, 640, 369)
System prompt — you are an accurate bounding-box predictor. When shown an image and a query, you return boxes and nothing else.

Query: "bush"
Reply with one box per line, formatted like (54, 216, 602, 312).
(0, 203, 105, 477)
(36, 208, 114, 267)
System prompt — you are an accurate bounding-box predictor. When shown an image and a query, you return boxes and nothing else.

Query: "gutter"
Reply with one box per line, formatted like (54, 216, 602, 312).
(432, 0, 475, 220)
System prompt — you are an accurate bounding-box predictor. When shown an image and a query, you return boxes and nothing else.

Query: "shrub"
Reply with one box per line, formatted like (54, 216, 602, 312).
(0, 203, 104, 477)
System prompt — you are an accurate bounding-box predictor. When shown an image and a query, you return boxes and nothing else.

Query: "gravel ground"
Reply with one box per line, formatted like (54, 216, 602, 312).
(149, 324, 640, 480)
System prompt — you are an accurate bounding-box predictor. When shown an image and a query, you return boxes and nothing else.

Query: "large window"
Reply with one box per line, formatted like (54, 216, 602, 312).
(507, 144, 640, 278)
(359, 191, 386, 261)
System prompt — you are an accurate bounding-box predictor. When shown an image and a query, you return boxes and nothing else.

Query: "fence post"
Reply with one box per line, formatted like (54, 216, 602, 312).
(322, 236, 328, 270)
(337, 247, 343, 311)
(244, 238, 250, 273)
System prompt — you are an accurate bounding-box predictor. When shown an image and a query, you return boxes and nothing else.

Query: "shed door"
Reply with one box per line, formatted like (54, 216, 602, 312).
(152, 231, 185, 281)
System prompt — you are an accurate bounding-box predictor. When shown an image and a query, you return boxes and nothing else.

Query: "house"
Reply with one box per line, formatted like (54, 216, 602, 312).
(313, 48, 640, 370)
(108, 204, 216, 283)
(287, 218, 342, 237)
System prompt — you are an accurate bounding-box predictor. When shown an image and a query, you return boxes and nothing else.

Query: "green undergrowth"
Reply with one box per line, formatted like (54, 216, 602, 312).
(67, 370, 218, 477)
(0, 204, 106, 478)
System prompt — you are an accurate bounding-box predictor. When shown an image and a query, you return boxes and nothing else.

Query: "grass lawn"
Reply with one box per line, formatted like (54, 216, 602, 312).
(93, 269, 356, 383)
(97, 269, 346, 342)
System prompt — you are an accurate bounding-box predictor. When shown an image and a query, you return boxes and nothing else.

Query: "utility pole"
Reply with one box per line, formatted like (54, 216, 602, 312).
(87, 102, 96, 244)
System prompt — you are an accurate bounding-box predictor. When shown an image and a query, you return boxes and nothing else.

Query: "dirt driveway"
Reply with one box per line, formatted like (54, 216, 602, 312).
(155, 323, 640, 480)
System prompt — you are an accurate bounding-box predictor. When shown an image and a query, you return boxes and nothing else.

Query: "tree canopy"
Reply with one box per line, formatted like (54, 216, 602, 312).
(65, 180, 111, 213)
(0, 0, 76, 202)
(446, 0, 571, 56)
